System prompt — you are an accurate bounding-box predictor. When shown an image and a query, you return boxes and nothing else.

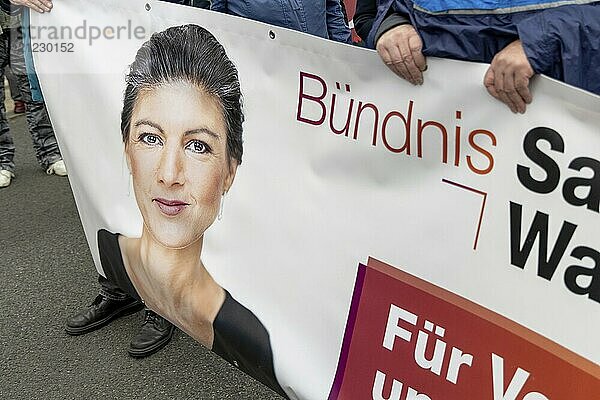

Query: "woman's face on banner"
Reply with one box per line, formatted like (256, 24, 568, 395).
(126, 81, 236, 249)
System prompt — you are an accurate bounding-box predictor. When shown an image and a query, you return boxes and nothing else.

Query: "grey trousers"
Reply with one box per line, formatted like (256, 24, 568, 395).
(0, 27, 61, 172)
(5, 66, 22, 102)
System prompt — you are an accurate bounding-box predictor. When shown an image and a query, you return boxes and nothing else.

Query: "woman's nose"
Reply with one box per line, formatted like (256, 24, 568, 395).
(157, 145, 184, 186)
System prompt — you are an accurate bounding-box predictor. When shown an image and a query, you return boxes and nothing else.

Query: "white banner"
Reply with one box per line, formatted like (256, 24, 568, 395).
(33, 1, 600, 399)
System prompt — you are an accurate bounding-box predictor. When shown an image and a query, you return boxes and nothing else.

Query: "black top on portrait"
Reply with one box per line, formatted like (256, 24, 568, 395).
(97, 229, 287, 398)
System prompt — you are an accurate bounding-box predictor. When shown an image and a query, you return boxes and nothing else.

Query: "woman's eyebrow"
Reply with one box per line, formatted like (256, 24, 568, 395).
(134, 119, 163, 133)
(184, 128, 220, 140)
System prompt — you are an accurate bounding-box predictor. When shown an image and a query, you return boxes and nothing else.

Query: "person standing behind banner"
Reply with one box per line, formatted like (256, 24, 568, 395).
(83, 24, 287, 396)
(9, 0, 204, 359)
(354, 0, 600, 114)
(0, 4, 66, 188)
(211, 0, 352, 44)
(65, 0, 218, 359)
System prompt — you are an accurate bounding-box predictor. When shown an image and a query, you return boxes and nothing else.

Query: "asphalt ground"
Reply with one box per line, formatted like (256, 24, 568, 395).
(0, 97, 284, 399)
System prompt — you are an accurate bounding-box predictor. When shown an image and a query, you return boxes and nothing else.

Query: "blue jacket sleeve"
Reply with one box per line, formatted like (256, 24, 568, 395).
(326, 0, 352, 43)
(210, 0, 227, 12)
(517, 2, 600, 95)
(365, 0, 402, 48)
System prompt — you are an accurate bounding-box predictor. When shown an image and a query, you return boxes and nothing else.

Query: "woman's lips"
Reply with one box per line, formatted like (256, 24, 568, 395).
(153, 198, 189, 216)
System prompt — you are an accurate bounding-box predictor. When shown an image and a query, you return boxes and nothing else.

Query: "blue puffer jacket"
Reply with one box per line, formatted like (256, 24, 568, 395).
(368, 0, 600, 95)
(211, 0, 352, 43)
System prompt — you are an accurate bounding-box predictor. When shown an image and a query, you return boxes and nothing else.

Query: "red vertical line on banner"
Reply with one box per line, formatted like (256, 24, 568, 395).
(328, 263, 368, 400)
(442, 179, 488, 250)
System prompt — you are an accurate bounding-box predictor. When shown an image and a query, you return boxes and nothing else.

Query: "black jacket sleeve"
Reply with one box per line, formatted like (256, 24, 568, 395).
(0, 1, 20, 16)
(353, 0, 377, 42)
(354, 0, 410, 46)
(160, 0, 210, 7)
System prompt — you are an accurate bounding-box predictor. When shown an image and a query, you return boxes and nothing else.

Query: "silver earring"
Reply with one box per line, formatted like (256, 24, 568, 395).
(218, 193, 225, 220)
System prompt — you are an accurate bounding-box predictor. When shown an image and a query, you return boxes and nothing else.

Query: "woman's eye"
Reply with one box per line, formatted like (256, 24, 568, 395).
(139, 133, 162, 146)
(186, 140, 211, 154)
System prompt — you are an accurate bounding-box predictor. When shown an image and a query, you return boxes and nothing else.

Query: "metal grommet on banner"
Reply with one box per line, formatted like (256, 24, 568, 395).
(269, 30, 276, 40)
(145, 3, 151, 11)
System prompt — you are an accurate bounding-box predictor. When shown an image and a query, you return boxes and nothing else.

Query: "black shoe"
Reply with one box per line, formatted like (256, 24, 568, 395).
(128, 309, 175, 358)
(65, 294, 144, 336)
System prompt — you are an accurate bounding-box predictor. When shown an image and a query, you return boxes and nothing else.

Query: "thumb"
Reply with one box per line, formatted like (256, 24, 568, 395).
(483, 67, 499, 99)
